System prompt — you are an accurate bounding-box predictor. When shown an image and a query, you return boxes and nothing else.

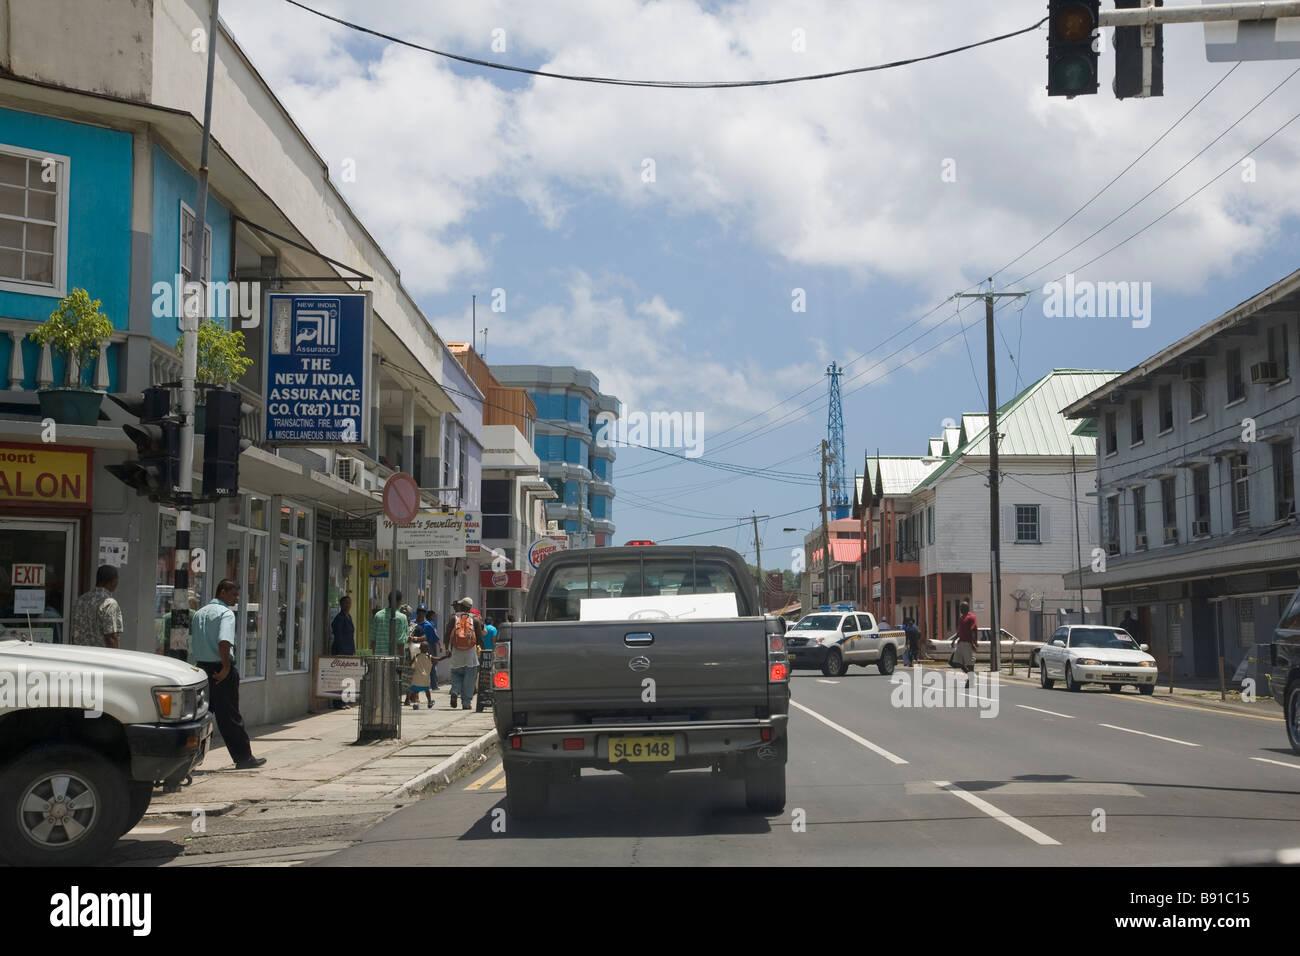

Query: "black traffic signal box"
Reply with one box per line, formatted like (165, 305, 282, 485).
(1047, 0, 1101, 97)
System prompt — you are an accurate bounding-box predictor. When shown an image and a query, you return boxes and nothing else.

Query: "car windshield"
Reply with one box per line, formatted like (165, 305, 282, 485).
(792, 614, 841, 631)
(1069, 628, 1139, 649)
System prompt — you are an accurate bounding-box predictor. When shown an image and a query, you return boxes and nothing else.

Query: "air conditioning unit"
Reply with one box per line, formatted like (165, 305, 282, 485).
(1106, 539, 1120, 556)
(335, 456, 362, 486)
(1135, 532, 1148, 550)
(1250, 361, 1282, 384)
(1163, 526, 1178, 544)
(1193, 519, 1210, 537)
(1180, 360, 1207, 381)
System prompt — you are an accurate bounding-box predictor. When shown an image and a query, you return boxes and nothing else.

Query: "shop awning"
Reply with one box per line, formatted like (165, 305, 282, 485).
(239, 445, 379, 515)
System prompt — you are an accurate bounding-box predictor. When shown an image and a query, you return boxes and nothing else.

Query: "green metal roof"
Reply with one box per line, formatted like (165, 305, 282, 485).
(914, 369, 1121, 491)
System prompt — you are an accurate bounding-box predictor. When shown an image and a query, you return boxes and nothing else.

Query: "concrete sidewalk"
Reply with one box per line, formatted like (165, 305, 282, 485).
(145, 699, 497, 818)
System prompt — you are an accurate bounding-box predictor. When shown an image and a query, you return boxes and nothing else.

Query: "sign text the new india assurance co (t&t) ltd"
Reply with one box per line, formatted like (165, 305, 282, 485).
(264, 293, 372, 445)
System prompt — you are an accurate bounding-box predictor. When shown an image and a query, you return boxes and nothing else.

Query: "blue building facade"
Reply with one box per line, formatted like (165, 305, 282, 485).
(0, 106, 132, 392)
(491, 364, 619, 546)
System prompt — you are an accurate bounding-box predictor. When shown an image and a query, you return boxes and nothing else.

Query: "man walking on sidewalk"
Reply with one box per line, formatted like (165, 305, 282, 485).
(448, 597, 484, 710)
(193, 579, 264, 770)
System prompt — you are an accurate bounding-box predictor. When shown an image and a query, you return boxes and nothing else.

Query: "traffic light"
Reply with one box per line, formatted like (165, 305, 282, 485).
(1114, 0, 1163, 99)
(106, 386, 180, 501)
(1047, 0, 1100, 97)
(202, 387, 251, 498)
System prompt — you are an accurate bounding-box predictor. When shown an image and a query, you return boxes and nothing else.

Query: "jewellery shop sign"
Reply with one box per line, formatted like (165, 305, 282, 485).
(380, 511, 466, 559)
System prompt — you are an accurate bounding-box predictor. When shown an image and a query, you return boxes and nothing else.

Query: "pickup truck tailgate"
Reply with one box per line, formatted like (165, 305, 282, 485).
(509, 617, 772, 715)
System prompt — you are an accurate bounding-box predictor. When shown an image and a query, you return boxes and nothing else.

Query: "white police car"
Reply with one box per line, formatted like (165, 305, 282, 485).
(784, 606, 906, 677)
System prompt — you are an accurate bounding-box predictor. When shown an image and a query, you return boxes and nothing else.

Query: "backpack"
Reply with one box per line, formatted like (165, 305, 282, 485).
(450, 613, 478, 651)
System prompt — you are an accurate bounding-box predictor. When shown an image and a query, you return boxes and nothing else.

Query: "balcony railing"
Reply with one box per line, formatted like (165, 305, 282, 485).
(895, 543, 920, 562)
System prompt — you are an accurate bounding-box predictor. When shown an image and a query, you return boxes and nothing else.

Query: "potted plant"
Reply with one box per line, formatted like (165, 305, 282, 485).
(29, 288, 115, 425)
(175, 319, 254, 432)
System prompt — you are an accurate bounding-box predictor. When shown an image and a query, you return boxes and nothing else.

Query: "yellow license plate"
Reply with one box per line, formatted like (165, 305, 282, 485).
(609, 736, 675, 763)
(787, 653, 796, 661)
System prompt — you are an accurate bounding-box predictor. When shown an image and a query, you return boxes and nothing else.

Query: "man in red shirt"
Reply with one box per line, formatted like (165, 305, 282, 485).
(953, 600, 977, 676)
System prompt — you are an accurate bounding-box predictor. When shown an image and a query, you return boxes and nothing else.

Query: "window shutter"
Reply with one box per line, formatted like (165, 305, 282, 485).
(1039, 506, 1050, 542)
(1001, 506, 1014, 542)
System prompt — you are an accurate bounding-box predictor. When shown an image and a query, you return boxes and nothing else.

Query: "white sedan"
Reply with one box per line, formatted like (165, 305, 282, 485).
(926, 628, 1044, 667)
(1038, 625, 1158, 694)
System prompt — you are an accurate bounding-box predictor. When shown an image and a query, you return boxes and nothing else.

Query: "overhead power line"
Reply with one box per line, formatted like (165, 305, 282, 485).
(283, 1, 1047, 89)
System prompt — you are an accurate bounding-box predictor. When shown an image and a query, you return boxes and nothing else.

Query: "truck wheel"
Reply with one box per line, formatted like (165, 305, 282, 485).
(744, 766, 786, 814)
(821, 649, 846, 677)
(0, 744, 130, 867)
(877, 645, 897, 675)
(124, 781, 153, 834)
(1287, 682, 1300, 755)
(504, 762, 549, 820)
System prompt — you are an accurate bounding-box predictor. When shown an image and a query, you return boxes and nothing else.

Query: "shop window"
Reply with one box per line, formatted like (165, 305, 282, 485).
(275, 501, 312, 673)
(156, 508, 213, 650)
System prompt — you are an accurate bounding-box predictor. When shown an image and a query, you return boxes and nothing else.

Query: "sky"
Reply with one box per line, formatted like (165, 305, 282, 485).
(222, 0, 1300, 570)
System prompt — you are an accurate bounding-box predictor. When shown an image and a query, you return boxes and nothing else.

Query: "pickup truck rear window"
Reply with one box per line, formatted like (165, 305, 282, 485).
(537, 557, 746, 621)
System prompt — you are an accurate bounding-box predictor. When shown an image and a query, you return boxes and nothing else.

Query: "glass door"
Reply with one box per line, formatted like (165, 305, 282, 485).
(0, 518, 78, 643)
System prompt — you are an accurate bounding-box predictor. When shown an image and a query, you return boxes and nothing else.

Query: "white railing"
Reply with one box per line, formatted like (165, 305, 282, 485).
(1, 318, 123, 391)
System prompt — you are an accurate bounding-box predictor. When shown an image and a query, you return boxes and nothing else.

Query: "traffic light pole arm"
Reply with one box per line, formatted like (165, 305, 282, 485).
(1101, 1, 1300, 26)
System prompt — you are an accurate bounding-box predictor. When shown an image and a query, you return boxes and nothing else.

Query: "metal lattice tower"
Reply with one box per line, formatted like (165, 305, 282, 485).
(826, 362, 849, 519)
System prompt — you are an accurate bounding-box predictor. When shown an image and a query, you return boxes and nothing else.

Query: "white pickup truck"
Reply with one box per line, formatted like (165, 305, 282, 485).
(784, 606, 906, 677)
(0, 639, 213, 866)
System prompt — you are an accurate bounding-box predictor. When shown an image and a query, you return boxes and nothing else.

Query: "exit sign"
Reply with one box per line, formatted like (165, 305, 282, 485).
(12, 564, 45, 587)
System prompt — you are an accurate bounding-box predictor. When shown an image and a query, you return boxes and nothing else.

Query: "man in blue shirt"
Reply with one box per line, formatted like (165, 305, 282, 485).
(413, 605, 440, 689)
(192, 579, 264, 769)
(331, 595, 356, 655)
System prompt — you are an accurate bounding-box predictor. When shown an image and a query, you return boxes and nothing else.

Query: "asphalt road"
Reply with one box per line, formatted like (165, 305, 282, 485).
(315, 666, 1300, 866)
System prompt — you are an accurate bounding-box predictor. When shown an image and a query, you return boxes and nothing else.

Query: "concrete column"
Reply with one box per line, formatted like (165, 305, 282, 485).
(36, 342, 52, 388)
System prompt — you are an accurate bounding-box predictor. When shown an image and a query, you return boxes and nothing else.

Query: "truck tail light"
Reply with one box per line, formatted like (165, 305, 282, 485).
(760, 728, 772, 742)
(563, 737, 584, 751)
(511, 735, 522, 750)
(769, 662, 788, 682)
(493, 641, 511, 690)
(493, 671, 511, 690)
(769, 635, 784, 652)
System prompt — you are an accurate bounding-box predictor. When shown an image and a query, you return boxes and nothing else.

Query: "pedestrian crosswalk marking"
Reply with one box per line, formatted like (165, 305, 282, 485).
(465, 763, 505, 791)
(488, 775, 507, 791)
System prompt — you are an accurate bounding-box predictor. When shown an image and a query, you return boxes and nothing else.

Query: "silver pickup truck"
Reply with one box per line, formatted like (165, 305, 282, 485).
(491, 546, 790, 818)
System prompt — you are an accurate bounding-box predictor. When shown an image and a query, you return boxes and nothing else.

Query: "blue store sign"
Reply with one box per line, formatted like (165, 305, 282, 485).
(264, 292, 372, 445)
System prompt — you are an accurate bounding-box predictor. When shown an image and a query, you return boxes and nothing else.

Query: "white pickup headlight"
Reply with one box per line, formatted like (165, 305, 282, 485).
(153, 684, 206, 721)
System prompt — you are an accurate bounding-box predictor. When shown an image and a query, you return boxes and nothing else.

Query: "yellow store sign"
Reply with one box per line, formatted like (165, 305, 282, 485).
(0, 444, 91, 506)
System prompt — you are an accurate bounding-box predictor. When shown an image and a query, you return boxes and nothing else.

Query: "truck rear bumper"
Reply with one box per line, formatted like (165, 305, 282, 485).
(502, 717, 788, 770)
(124, 713, 214, 782)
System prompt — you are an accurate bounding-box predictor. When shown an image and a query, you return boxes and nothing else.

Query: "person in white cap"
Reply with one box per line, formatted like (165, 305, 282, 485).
(447, 597, 484, 709)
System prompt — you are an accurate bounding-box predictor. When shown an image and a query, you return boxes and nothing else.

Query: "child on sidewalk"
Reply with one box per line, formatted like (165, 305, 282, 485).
(409, 642, 435, 710)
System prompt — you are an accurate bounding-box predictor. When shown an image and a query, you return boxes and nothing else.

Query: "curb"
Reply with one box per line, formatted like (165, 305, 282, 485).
(387, 730, 499, 799)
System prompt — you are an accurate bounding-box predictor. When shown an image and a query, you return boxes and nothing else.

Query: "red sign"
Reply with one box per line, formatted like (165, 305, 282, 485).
(480, 569, 526, 590)
(12, 564, 45, 587)
(382, 472, 421, 526)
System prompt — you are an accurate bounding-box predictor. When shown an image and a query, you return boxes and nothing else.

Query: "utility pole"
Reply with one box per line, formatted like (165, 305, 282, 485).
(820, 440, 831, 606)
(172, 0, 220, 655)
(471, 294, 476, 353)
(750, 512, 769, 612)
(955, 281, 1028, 673)
(1071, 449, 1085, 625)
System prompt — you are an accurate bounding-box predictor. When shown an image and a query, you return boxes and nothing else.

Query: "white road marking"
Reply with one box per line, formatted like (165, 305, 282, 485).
(127, 825, 180, 836)
(1251, 756, 1300, 771)
(934, 780, 1061, 846)
(790, 699, 908, 764)
(1016, 704, 1076, 719)
(1098, 723, 1200, 747)
(816, 679, 840, 685)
